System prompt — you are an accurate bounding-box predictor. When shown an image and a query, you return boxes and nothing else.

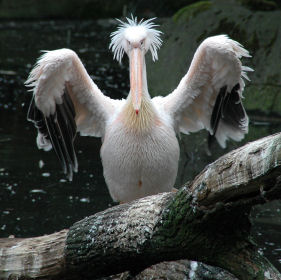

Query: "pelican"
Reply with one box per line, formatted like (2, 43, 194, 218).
(26, 17, 252, 203)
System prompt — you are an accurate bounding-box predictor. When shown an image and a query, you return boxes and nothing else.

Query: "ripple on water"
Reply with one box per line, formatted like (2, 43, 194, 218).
(29, 189, 47, 194)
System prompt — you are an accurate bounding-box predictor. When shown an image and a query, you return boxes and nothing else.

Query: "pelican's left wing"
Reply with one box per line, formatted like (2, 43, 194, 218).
(160, 35, 253, 148)
(26, 49, 119, 180)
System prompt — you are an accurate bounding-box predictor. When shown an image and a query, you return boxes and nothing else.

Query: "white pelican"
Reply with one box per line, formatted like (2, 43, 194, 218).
(26, 17, 252, 203)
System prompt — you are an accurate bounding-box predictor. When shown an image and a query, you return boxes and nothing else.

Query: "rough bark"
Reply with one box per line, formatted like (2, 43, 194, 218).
(0, 230, 67, 279)
(0, 132, 280, 280)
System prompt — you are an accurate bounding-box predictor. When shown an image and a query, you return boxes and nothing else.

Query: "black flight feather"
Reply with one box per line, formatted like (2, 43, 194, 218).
(208, 83, 247, 150)
(27, 86, 77, 180)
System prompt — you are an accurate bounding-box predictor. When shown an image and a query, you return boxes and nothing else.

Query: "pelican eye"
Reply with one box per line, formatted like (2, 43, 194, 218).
(140, 40, 144, 46)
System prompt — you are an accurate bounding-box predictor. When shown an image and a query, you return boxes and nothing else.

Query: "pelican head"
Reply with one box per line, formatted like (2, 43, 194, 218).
(109, 16, 162, 63)
(110, 17, 162, 114)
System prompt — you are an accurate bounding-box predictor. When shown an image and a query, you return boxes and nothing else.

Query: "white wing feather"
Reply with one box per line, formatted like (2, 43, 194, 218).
(26, 48, 117, 137)
(160, 35, 253, 147)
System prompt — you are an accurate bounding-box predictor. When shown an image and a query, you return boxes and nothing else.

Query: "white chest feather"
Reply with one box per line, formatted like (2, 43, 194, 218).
(100, 102, 180, 202)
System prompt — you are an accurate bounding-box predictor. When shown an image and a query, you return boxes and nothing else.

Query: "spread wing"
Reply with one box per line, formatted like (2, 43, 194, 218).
(26, 49, 119, 180)
(161, 35, 253, 148)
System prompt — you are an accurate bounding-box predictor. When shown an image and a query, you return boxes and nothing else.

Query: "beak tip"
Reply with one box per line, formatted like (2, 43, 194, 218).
(135, 109, 139, 115)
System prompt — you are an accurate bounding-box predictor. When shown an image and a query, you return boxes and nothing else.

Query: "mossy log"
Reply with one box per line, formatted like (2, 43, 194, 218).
(0, 132, 281, 280)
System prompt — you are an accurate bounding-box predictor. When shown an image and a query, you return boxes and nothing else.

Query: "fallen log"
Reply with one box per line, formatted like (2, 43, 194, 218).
(0, 132, 281, 280)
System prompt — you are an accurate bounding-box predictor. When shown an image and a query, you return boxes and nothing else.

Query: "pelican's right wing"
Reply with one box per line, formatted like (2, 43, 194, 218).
(26, 49, 119, 180)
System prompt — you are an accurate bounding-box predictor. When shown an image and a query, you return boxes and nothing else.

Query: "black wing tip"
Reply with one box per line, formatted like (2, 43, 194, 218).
(27, 85, 78, 181)
(210, 85, 227, 135)
(209, 82, 248, 147)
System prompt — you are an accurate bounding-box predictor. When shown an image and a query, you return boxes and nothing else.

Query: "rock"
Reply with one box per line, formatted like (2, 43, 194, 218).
(147, 0, 281, 115)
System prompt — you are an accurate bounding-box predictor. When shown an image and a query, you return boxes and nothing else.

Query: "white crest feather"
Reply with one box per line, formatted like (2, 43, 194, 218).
(109, 16, 162, 63)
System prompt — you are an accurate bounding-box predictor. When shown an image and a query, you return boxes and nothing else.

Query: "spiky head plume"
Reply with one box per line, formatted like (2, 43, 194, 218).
(109, 16, 162, 63)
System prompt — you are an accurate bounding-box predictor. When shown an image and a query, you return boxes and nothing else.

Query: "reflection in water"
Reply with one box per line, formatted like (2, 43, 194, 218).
(0, 19, 280, 271)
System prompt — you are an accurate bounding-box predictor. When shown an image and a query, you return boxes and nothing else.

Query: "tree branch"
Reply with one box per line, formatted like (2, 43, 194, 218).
(1, 133, 280, 280)
(189, 132, 281, 206)
(0, 230, 67, 279)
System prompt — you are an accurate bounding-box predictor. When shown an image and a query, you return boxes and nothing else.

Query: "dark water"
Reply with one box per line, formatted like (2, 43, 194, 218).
(0, 20, 280, 271)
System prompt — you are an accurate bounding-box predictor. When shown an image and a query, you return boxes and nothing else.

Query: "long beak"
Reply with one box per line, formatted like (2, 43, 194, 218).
(130, 47, 143, 115)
